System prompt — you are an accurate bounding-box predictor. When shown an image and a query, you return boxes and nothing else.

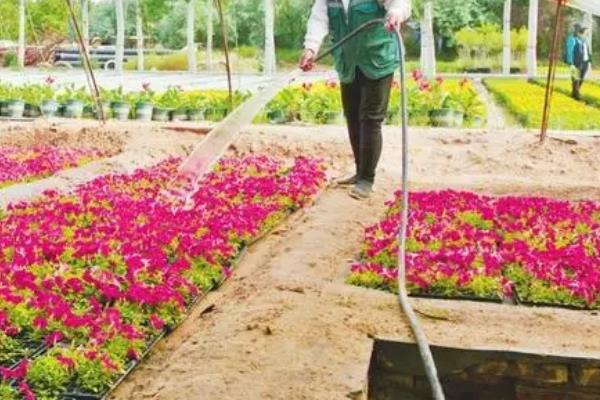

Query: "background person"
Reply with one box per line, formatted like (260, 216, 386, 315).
(565, 22, 592, 100)
(299, 0, 411, 199)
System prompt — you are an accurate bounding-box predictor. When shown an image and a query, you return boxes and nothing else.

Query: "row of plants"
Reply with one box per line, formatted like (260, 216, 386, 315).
(0, 79, 249, 122)
(348, 189, 600, 309)
(0, 75, 486, 127)
(483, 79, 600, 130)
(0, 145, 112, 190)
(530, 79, 600, 109)
(0, 154, 326, 399)
(260, 73, 487, 128)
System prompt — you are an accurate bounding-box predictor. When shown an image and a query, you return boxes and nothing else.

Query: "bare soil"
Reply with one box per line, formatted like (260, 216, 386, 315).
(1, 120, 599, 399)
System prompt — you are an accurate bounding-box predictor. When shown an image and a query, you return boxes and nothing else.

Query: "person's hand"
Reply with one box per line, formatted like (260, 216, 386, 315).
(385, 11, 407, 32)
(299, 49, 316, 72)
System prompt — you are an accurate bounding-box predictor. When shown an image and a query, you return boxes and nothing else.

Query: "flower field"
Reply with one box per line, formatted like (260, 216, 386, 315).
(348, 190, 600, 309)
(0, 155, 325, 399)
(483, 79, 600, 130)
(0, 146, 110, 189)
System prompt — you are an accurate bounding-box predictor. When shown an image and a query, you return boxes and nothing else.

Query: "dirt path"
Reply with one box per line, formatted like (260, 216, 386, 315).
(1, 121, 599, 399)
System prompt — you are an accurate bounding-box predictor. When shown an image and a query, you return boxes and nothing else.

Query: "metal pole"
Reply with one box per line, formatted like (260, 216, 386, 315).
(65, 0, 105, 122)
(214, 0, 233, 110)
(540, 0, 565, 143)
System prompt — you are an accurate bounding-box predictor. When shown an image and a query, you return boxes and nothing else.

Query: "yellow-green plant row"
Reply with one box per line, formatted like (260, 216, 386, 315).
(484, 79, 600, 130)
(530, 79, 600, 109)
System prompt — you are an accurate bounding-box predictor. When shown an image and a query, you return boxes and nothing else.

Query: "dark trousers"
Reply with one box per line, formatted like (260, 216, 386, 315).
(572, 62, 590, 100)
(340, 69, 393, 183)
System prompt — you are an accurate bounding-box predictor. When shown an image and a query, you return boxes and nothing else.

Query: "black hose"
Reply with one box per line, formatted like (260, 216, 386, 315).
(316, 18, 446, 400)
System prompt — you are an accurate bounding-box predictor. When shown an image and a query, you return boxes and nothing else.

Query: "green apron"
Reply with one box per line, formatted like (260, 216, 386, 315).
(327, 0, 399, 84)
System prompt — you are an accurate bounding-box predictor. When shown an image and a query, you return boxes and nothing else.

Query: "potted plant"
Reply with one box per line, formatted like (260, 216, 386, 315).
(101, 86, 130, 121)
(0, 83, 24, 118)
(18, 80, 57, 118)
(203, 91, 230, 122)
(133, 83, 154, 121)
(421, 78, 453, 127)
(299, 83, 342, 124)
(447, 79, 486, 128)
(264, 87, 300, 124)
(57, 85, 89, 118)
(186, 92, 207, 121)
(153, 87, 184, 121)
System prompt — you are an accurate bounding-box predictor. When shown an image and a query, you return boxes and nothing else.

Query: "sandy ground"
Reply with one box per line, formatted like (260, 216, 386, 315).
(1, 120, 600, 399)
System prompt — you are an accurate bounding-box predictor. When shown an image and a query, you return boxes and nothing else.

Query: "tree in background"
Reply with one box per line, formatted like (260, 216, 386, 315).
(187, 0, 197, 72)
(18, 0, 25, 69)
(263, 0, 275, 74)
(115, 0, 125, 72)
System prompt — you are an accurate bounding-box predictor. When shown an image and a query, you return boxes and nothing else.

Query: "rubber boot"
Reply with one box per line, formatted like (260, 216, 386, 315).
(572, 80, 581, 100)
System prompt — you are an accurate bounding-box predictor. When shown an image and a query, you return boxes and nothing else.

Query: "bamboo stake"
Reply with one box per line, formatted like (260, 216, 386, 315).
(540, 0, 565, 143)
(214, 0, 233, 110)
(65, 0, 105, 122)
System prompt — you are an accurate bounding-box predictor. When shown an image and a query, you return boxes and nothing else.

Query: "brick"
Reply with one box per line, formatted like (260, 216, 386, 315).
(573, 366, 600, 387)
(516, 361, 569, 384)
(516, 385, 600, 400)
(470, 361, 513, 377)
(386, 373, 415, 389)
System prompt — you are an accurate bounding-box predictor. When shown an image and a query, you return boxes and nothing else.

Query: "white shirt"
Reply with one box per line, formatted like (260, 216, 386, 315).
(304, 0, 411, 53)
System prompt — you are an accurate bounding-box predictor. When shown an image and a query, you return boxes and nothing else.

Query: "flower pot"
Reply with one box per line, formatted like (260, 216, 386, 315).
(111, 101, 131, 121)
(170, 109, 188, 122)
(409, 111, 430, 126)
(187, 108, 206, 121)
(94, 102, 112, 120)
(40, 100, 59, 118)
(63, 100, 84, 118)
(324, 111, 343, 125)
(152, 108, 170, 122)
(135, 102, 154, 121)
(24, 103, 41, 118)
(82, 105, 95, 119)
(5, 99, 25, 118)
(205, 107, 228, 121)
(266, 109, 288, 124)
(430, 108, 455, 127)
(470, 116, 485, 128)
(452, 110, 464, 127)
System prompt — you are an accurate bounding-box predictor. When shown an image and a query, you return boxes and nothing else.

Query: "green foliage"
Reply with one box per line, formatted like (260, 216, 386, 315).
(75, 358, 117, 394)
(56, 85, 92, 105)
(153, 87, 184, 109)
(0, 383, 19, 400)
(428, 276, 461, 296)
(27, 355, 72, 398)
(464, 275, 501, 298)
(186, 258, 223, 291)
(504, 263, 586, 307)
(0, 332, 28, 365)
(346, 271, 387, 290)
(457, 211, 493, 230)
(17, 84, 55, 106)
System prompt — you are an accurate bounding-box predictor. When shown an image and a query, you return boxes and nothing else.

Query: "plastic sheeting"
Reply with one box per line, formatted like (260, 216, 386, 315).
(567, 0, 600, 16)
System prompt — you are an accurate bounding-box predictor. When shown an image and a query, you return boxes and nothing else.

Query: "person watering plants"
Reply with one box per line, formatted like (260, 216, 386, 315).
(565, 23, 592, 100)
(300, 0, 411, 199)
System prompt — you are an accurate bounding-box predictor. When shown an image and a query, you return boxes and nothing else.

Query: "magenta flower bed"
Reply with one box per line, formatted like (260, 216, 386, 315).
(0, 146, 110, 189)
(0, 155, 325, 399)
(348, 190, 600, 309)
